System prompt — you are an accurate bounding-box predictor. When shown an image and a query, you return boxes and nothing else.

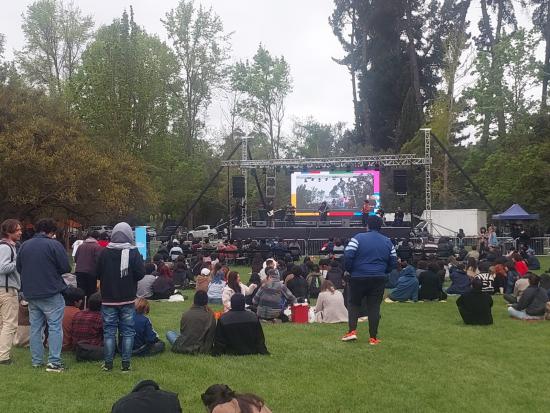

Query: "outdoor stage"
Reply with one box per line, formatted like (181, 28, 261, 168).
(231, 224, 411, 241)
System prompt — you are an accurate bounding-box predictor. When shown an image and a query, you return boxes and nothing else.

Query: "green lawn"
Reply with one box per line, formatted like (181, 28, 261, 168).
(2, 257, 550, 412)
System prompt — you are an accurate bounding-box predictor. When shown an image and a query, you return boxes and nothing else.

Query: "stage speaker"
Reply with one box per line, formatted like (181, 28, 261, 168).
(393, 170, 408, 195)
(232, 176, 245, 198)
(258, 208, 267, 221)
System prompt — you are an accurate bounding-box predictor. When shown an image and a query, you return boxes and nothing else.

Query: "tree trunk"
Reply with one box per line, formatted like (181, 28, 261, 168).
(405, 5, 423, 123)
(542, 1, 550, 111)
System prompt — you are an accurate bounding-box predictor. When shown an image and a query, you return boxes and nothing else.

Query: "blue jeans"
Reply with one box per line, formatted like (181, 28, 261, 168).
(166, 331, 179, 345)
(28, 293, 65, 366)
(507, 307, 544, 320)
(102, 304, 135, 364)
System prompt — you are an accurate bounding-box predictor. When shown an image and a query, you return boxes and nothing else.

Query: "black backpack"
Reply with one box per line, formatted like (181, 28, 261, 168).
(0, 241, 15, 292)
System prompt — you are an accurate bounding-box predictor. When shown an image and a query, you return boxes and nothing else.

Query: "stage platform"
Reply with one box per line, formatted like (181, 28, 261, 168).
(231, 225, 411, 241)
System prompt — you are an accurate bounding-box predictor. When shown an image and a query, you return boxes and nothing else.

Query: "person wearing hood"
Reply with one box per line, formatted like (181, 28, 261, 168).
(386, 260, 419, 302)
(456, 278, 493, 325)
(97, 222, 145, 372)
(253, 269, 296, 321)
(446, 263, 471, 295)
(213, 294, 269, 356)
(169, 239, 183, 262)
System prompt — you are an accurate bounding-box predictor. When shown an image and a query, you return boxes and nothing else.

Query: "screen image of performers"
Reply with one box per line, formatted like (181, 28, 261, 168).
(318, 201, 330, 222)
(285, 203, 296, 226)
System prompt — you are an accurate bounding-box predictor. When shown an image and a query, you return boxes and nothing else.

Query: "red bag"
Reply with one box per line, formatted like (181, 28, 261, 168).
(291, 304, 309, 323)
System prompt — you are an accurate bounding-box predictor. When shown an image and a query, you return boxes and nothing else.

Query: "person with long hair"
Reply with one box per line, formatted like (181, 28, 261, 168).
(222, 271, 257, 312)
(314, 280, 348, 323)
(466, 257, 478, 279)
(208, 263, 227, 305)
(201, 384, 271, 413)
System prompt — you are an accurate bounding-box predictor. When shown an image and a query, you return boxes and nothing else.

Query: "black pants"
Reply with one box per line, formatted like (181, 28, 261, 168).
(76, 272, 97, 300)
(348, 277, 386, 338)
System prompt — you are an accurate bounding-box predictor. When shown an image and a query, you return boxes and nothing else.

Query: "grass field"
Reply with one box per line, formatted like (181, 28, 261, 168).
(2, 257, 550, 412)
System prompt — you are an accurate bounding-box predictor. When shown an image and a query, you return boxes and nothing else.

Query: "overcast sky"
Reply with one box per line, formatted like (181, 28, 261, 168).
(1, 0, 355, 135)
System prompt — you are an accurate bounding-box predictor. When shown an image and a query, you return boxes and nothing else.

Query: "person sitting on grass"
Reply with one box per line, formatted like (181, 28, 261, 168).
(137, 263, 157, 299)
(446, 263, 471, 295)
(504, 270, 530, 304)
(213, 294, 268, 356)
(130, 298, 165, 357)
(474, 261, 495, 295)
(325, 260, 344, 290)
(150, 270, 175, 300)
(62, 287, 85, 351)
(386, 259, 418, 302)
(314, 280, 348, 323)
(196, 267, 212, 292)
(111, 380, 182, 413)
(418, 262, 447, 301)
(284, 265, 308, 301)
(507, 273, 549, 320)
(167, 290, 216, 354)
(306, 264, 323, 299)
(173, 259, 191, 289)
(72, 292, 104, 361)
(222, 271, 257, 312)
(201, 384, 272, 413)
(456, 278, 493, 325)
(513, 253, 528, 277)
(466, 257, 478, 279)
(208, 263, 227, 305)
(253, 269, 296, 322)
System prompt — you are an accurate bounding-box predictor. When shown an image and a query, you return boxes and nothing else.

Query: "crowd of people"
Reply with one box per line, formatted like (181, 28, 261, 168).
(0, 215, 548, 380)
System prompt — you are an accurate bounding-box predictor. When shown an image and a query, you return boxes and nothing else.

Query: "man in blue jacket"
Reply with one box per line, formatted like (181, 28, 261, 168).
(342, 215, 397, 345)
(16, 218, 71, 372)
(386, 259, 419, 302)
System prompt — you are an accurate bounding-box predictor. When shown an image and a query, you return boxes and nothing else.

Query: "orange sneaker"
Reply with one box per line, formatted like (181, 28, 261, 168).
(341, 330, 357, 341)
(369, 338, 381, 346)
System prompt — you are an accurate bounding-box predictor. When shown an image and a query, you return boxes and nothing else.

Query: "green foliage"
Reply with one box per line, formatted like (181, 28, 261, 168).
(0, 79, 157, 223)
(231, 45, 292, 159)
(288, 118, 346, 158)
(70, 10, 179, 154)
(16, 0, 94, 96)
(163, 0, 231, 152)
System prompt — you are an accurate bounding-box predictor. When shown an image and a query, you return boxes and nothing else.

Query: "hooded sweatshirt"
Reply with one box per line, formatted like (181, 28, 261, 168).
(447, 267, 471, 295)
(389, 265, 419, 302)
(0, 240, 20, 290)
(97, 223, 145, 305)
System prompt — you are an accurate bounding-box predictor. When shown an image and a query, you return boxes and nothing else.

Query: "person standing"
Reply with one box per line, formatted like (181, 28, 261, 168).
(16, 218, 71, 372)
(318, 201, 330, 223)
(74, 230, 103, 301)
(394, 207, 404, 226)
(361, 200, 371, 227)
(97, 222, 145, 372)
(342, 215, 397, 345)
(0, 219, 22, 365)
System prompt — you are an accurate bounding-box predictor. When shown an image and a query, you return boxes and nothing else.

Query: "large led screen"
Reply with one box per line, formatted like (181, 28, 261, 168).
(290, 170, 380, 217)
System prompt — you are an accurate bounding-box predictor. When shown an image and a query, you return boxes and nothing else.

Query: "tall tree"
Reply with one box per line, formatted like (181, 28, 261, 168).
(330, 0, 443, 150)
(529, 0, 550, 110)
(70, 10, 179, 153)
(231, 45, 292, 159)
(163, 0, 231, 153)
(17, 0, 93, 95)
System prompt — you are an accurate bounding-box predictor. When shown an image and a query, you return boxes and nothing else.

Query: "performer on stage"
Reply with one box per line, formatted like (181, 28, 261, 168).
(318, 201, 330, 223)
(394, 207, 404, 226)
(266, 200, 275, 228)
(285, 203, 296, 227)
(361, 200, 372, 227)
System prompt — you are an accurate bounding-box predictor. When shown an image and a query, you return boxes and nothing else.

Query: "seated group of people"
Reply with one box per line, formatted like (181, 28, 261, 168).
(384, 247, 550, 325)
(112, 381, 271, 413)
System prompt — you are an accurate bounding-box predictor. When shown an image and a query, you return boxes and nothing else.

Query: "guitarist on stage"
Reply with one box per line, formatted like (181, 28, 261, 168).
(318, 201, 330, 223)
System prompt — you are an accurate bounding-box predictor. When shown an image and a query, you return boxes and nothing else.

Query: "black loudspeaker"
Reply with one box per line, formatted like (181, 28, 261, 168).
(232, 176, 245, 198)
(258, 209, 267, 221)
(393, 170, 408, 195)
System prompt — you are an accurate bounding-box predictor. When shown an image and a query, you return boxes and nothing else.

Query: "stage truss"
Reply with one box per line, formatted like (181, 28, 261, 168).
(222, 129, 433, 232)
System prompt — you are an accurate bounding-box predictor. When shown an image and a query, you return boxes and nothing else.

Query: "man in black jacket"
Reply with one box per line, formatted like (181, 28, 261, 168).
(97, 222, 145, 372)
(456, 278, 493, 325)
(507, 273, 549, 320)
(213, 294, 269, 356)
(111, 380, 182, 413)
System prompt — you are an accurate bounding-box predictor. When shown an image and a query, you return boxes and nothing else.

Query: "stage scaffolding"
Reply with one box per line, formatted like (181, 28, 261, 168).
(222, 129, 433, 231)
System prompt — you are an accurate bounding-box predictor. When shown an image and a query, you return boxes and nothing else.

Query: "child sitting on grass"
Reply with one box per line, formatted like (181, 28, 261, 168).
(131, 298, 165, 357)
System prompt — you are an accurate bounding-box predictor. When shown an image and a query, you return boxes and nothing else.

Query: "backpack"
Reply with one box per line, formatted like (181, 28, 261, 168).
(0, 241, 15, 292)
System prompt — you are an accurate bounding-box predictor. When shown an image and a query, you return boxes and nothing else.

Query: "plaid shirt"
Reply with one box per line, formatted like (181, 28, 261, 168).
(71, 310, 103, 346)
